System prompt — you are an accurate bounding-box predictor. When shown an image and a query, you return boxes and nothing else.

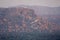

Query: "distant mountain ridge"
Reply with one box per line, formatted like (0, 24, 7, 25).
(1, 5, 60, 16)
(17, 5, 60, 16)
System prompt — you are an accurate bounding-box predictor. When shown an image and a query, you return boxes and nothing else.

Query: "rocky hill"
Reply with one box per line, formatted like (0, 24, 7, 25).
(0, 7, 60, 40)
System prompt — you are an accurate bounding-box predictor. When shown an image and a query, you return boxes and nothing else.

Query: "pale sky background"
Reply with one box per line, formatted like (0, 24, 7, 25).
(0, 0, 60, 8)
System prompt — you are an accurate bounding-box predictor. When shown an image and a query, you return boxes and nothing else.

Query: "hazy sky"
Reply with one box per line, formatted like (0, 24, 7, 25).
(0, 0, 60, 7)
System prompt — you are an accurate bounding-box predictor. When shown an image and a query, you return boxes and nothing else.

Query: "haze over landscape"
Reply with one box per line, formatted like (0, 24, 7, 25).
(0, 6, 60, 40)
(0, 0, 60, 40)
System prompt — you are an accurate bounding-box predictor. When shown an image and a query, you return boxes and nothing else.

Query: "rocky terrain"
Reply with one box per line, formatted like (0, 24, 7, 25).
(0, 7, 60, 40)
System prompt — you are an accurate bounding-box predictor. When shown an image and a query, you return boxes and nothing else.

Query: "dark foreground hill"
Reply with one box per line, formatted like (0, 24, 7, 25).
(0, 7, 60, 40)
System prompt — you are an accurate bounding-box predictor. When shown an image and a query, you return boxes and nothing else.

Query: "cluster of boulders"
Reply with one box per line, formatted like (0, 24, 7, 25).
(0, 7, 60, 33)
